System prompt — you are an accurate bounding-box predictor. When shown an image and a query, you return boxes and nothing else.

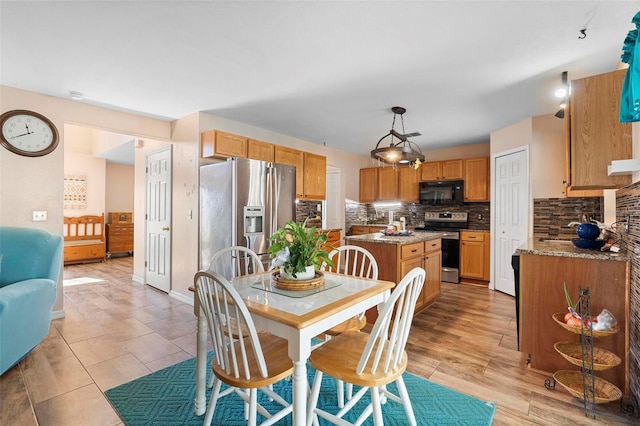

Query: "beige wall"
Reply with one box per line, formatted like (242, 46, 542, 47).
(530, 114, 565, 198)
(105, 163, 134, 213)
(423, 141, 490, 161)
(490, 114, 565, 199)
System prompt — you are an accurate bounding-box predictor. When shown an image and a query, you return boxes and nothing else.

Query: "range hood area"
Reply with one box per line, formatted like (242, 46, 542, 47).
(607, 159, 640, 176)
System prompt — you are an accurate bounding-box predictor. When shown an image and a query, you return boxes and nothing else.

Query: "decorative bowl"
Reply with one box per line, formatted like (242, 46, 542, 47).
(571, 238, 605, 250)
(576, 223, 600, 240)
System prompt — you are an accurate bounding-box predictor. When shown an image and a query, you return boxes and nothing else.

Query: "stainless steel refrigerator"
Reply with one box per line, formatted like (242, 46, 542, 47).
(199, 157, 296, 271)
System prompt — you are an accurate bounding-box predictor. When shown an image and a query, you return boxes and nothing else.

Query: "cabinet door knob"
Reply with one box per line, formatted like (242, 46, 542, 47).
(162, 226, 170, 231)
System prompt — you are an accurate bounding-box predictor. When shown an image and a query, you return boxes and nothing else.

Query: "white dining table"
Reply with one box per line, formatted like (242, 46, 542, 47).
(192, 270, 394, 426)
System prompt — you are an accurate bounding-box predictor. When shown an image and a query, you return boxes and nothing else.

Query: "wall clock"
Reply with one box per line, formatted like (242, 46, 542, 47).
(0, 109, 59, 157)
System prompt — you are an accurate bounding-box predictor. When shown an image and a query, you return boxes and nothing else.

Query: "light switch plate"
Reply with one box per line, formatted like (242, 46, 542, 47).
(32, 211, 47, 221)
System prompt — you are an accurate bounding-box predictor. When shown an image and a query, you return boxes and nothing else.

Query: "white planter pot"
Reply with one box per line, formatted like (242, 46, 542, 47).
(285, 265, 315, 280)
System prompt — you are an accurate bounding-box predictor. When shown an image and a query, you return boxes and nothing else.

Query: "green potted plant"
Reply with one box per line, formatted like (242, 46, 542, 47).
(268, 218, 333, 280)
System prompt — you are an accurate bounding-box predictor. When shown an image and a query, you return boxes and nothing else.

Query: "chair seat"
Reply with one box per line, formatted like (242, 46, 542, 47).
(324, 315, 367, 336)
(309, 331, 407, 388)
(212, 332, 293, 389)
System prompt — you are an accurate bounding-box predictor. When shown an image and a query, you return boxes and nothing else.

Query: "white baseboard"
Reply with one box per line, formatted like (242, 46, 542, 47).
(51, 310, 65, 320)
(170, 290, 194, 306)
(132, 274, 144, 283)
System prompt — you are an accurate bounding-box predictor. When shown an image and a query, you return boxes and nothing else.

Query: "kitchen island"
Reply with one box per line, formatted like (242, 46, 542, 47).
(345, 231, 443, 321)
(516, 238, 630, 395)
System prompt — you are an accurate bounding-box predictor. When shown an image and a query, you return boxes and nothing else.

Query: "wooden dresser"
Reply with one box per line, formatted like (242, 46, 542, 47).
(106, 212, 134, 257)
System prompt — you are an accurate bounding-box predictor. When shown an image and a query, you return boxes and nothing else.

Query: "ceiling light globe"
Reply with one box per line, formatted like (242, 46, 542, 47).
(555, 87, 567, 98)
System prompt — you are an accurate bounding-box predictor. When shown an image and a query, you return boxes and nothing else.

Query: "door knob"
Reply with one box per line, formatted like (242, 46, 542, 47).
(162, 226, 170, 231)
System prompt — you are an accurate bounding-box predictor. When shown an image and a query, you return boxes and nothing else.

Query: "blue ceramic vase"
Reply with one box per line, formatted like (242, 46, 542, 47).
(576, 223, 600, 240)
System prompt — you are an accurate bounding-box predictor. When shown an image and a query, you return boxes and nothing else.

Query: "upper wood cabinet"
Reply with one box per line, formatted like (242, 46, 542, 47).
(359, 168, 378, 203)
(421, 159, 463, 181)
(398, 166, 419, 203)
(463, 157, 489, 202)
(565, 69, 632, 197)
(274, 146, 326, 200)
(201, 130, 247, 158)
(302, 152, 326, 200)
(377, 167, 398, 201)
(247, 139, 274, 162)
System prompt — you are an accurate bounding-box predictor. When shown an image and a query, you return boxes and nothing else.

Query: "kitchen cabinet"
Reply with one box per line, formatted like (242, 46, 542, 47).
(302, 152, 326, 200)
(518, 250, 629, 394)
(460, 230, 489, 281)
(421, 159, 463, 181)
(377, 167, 398, 201)
(201, 130, 247, 158)
(463, 157, 489, 202)
(359, 166, 418, 203)
(359, 168, 378, 203)
(398, 166, 419, 202)
(320, 229, 341, 253)
(345, 236, 442, 322)
(275, 146, 327, 200)
(565, 69, 632, 197)
(247, 138, 274, 162)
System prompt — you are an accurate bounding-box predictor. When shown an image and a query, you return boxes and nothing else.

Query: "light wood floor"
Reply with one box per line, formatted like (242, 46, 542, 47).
(1, 257, 637, 425)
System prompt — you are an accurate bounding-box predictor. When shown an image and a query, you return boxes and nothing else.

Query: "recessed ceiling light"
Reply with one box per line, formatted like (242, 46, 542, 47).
(68, 91, 84, 101)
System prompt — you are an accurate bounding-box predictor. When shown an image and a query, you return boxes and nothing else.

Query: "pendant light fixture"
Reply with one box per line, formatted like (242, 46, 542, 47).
(554, 71, 569, 119)
(371, 106, 425, 169)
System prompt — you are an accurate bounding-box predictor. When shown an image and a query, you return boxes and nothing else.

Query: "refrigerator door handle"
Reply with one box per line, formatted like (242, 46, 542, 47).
(272, 167, 280, 231)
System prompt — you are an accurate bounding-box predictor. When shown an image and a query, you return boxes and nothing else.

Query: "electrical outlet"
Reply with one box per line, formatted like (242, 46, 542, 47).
(32, 211, 47, 221)
(477, 214, 483, 220)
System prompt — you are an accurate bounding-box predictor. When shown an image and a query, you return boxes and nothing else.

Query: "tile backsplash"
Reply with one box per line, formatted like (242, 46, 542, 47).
(533, 197, 603, 239)
(345, 201, 490, 233)
(615, 181, 640, 408)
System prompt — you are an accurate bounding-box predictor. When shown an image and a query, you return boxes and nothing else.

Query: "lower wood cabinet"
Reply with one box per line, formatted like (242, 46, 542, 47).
(320, 229, 341, 253)
(460, 231, 490, 282)
(106, 224, 134, 257)
(345, 237, 442, 323)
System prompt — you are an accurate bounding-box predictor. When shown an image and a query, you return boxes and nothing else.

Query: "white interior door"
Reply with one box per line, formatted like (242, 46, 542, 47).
(323, 169, 342, 231)
(145, 146, 172, 292)
(493, 148, 529, 296)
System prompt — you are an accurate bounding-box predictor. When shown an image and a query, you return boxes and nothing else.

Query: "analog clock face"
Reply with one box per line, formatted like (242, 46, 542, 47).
(0, 110, 59, 157)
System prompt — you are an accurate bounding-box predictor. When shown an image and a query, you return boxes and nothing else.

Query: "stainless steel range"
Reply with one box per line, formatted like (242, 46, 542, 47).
(415, 212, 469, 283)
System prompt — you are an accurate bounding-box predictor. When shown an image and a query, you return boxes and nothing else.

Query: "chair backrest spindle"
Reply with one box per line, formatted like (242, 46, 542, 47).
(356, 267, 425, 376)
(322, 245, 378, 280)
(195, 270, 269, 380)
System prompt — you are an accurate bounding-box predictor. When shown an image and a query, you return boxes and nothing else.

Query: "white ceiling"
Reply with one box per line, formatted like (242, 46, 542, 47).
(2, 1, 638, 158)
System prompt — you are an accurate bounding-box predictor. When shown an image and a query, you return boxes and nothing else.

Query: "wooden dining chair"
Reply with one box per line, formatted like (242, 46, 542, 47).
(207, 245, 265, 279)
(321, 245, 378, 335)
(194, 270, 293, 426)
(306, 267, 426, 426)
(206, 246, 266, 389)
(320, 244, 379, 406)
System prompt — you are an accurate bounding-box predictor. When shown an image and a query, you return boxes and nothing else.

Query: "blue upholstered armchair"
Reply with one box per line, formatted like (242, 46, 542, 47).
(0, 227, 62, 375)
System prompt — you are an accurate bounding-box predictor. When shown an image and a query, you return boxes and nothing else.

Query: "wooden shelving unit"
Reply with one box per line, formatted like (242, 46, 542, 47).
(546, 288, 622, 418)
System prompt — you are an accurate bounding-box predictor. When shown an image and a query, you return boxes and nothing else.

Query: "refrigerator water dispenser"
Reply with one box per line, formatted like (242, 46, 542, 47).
(244, 206, 263, 235)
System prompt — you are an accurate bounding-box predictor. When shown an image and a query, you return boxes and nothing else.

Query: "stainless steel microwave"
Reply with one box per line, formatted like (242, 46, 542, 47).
(419, 180, 464, 205)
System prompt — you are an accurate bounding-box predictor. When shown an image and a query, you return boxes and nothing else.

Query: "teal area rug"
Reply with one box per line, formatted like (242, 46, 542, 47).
(105, 353, 496, 425)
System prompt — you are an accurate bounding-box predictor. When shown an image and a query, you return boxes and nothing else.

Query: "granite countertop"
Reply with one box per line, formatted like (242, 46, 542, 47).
(515, 238, 629, 262)
(344, 231, 444, 245)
